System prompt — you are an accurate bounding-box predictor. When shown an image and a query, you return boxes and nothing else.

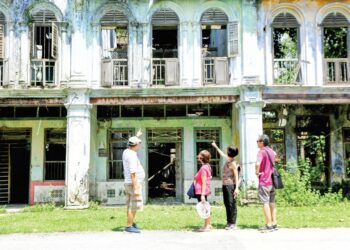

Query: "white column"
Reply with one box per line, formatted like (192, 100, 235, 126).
(129, 22, 140, 87)
(65, 90, 92, 209)
(192, 22, 201, 87)
(236, 83, 264, 187)
(60, 22, 69, 86)
(179, 22, 191, 87)
(141, 23, 151, 87)
(90, 24, 101, 88)
(19, 23, 29, 86)
(6, 22, 18, 86)
(241, 0, 263, 82)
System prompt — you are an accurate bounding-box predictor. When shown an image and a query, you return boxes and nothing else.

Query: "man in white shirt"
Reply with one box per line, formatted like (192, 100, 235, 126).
(123, 129, 145, 233)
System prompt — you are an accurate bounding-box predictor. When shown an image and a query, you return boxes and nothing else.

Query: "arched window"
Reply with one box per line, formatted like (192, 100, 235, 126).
(322, 12, 349, 84)
(200, 8, 233, 85)
(30, 9, 59, 87)
(0, 12, 6, 86)
(151, 9, 179, 86)
(100, 9, 129, 87)
(272, 12, 301, 84)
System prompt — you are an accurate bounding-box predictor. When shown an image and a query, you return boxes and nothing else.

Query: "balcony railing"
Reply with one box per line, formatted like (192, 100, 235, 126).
(45, 161, 65, 181)
(101, 58, 128, 87)
(273, 58, 301, 85)
(324, 58, 349, 84)
(202, 57, 229, 85)
(151, 58, 179, 86)
(31, 59, 56, 87)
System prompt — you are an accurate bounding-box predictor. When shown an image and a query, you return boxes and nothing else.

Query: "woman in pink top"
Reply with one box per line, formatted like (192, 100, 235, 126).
(194, 150, 212, 232)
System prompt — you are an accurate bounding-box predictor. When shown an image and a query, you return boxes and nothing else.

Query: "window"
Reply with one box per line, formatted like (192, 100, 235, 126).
(108, 129, 134, 179)
(201, 8, 237, 85)
(264, 128, 286, 164)
(45, 129, 66, 181)
(322, 12, 349, 84)
(30, 10, 58, 87)
(195, 129, 221, 178)
(272, 13, 300, 84)
(343, 128, 350, 178)
(151, 9, 179, 86)
(100, 9, 129, 87)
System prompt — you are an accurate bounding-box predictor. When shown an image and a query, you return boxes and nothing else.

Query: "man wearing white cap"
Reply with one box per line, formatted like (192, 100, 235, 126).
(123, 129, 145, 233)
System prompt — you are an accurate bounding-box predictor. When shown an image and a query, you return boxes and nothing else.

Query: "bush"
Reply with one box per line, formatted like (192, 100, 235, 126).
(276, 161, 345, 206)
(88, 200, 101, 210)
(23, 202, 57, 212)
(0, 206, 5, 214)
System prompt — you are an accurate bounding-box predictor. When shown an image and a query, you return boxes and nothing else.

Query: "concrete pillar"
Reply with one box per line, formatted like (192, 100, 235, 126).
(191, 22, 201, 87)
(60, 22, 70, 86)
(129, 22, 140, 87)
(241, 0, 263, 82)
(236, 82, 264, 187)
(19, 23, 29, 85)
(6, 22, 18, 86)
(179, 22, 191, 87)
(90, 24, 100, 88)
(140, 23, 151, 87)
(65, 90, 92, 209)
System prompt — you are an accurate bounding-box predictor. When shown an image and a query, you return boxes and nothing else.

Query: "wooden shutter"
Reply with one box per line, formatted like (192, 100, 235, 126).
(165, 58, 179, 86)
(227, 22, 239, 57)
(214, 58, 228, 85)
(101, 59, 113, 87)
(0, 24, 4, 59)
(2, 59, 9, 85)
(51, 22, 58, 59)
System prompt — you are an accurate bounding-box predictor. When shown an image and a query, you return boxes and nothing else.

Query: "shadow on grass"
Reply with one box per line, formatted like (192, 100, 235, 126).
(112, 227, 125, 232)
(212, 223, 260, 229)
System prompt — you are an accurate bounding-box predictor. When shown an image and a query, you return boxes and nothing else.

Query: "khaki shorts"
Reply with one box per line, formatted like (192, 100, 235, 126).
(125, 184, 143, 212)
(258, 185, 276, 204)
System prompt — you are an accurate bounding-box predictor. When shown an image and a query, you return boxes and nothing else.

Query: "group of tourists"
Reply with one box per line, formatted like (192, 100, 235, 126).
(122, 130, 278, 234)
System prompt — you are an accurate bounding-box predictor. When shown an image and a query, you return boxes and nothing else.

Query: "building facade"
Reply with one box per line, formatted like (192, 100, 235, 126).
(0, 0, 349, 207)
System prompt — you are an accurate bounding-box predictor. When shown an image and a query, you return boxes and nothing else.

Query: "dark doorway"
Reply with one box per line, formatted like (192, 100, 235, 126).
(10, 142, 31, 204)
(296, 116, 331, 188)
(148, 143, 176, 199)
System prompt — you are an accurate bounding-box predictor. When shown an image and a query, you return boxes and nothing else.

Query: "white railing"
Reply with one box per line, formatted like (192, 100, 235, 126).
(203, 58, 215, 84)
(45, 161, 65, 181)
(324, 58, 349, 84)
(152, 58, 166, 85)
(112, 59, 128, 86)
(202, 57, 229, 85)
(31, 59, 56, 87)
(273, 58, 300, 85)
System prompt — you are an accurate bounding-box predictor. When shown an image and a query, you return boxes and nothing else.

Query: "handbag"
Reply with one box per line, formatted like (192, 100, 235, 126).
(264, 149, 284, 189)
(186, 183, 196, 199)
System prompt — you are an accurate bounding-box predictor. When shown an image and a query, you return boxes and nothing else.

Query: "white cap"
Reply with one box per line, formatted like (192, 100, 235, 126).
(128, 136, 142, 146)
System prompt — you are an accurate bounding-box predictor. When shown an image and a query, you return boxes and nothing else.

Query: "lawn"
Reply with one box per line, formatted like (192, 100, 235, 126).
(0, 203, 349, 234)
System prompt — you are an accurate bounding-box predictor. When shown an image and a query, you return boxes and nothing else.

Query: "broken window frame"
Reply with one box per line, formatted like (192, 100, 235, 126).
(343, 128, 350, 178)
(321, 12, 350, 84)
(194, 128, 221, 178)
(263, 128, 286, 166)
(151, 9, 180, 86)
(272, 12, 301, 85)
(30, 10, 59, 87)
(100, 9, 129, 87)
(44, 128, 66, 181)
(108, 129, 134, 180)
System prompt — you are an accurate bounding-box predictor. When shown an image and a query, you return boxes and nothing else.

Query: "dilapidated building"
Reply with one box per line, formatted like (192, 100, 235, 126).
(0, 0, 349, 207)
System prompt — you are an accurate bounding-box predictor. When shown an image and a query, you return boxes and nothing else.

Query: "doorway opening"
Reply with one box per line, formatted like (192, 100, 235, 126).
(147, 129, 182, 202)
(296, 116, 331, 189)
(0, 129, 31, 204)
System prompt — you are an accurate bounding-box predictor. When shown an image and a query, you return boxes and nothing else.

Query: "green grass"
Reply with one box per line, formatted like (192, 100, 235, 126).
(0, 203, 350, 234)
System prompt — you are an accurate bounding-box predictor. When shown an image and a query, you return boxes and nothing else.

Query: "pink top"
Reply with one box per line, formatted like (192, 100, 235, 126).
(194, 164, 212, 195)
(257, 147, 276, 186)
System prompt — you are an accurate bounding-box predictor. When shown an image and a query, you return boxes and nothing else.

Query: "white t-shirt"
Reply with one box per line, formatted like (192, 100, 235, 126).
(122, 148, 145, 184)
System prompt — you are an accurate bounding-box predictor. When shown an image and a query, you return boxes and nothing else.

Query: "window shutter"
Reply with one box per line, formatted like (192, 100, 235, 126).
(214, 58, 228, 85)
(227, 22, 239, 57)
(51, 22, 58, 59)
(2, 59, 9, 85)
(0, 24, 4, 59)
(165, 58, 179, 86)
(101, 59, 113, 87)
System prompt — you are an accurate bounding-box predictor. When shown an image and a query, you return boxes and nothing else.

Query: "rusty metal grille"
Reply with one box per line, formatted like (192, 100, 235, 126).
(147, 129, 182, 143)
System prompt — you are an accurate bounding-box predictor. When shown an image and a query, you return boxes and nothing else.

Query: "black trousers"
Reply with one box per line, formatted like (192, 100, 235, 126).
(222, 185, 237, 224)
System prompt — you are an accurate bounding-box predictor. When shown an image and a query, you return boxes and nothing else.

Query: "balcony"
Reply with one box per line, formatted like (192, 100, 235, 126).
(202, 57, 229, 85)
(324, 58, 349, 84)
(30, 59, 56, 87)
(273, 59, 301, 85)
(151, 58, 179, 86)
(101, 50, 128, 87)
